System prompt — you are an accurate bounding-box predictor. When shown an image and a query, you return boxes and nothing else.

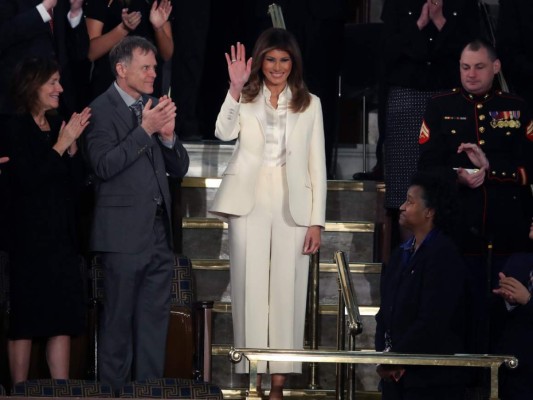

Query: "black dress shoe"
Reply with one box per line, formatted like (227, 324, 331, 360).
(352, 163, 383, 181)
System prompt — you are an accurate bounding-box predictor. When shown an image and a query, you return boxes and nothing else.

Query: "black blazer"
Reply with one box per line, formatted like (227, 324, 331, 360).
(5, 113, 83, 253)
(0, 0, 89, 114)
(84, 84, 189, 254)
(375, 230, 468, 388)
(381, 0, 479, 90)
(497, 0, 533, 107)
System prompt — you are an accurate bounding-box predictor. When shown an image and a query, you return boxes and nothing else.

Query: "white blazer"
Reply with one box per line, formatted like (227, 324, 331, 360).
(210, 89, 327, 227)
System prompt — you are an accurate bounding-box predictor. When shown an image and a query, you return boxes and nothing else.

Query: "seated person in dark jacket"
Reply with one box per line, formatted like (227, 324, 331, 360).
(491, 219, 533, 400)
(375, 172, 468, 400)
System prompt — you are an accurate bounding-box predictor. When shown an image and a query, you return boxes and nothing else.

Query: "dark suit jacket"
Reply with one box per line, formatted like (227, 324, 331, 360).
(375, 229, 468, 388)
(497, 0, 533, 108)
(0, 0, 89, 114)
(381, 0, 479, 90)
(491, 253, 533, 399)
(84, 84, 189, 254)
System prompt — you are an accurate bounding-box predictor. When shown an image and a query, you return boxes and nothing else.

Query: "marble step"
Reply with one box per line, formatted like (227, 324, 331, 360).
(182, 218, 377, 262)
(221, 388, 380, 400)
(182, 178, 385, 223)
(209, 305, 377, 349)
(191, 259, 381, 307)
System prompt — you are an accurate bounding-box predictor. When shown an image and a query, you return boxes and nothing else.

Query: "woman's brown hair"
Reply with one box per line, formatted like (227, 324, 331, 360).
(10, 57, 60, 115)
(242, 28, 311, 113)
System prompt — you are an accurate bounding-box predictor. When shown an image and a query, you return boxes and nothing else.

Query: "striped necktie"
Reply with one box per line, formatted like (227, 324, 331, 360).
(130, 99, 143, 126)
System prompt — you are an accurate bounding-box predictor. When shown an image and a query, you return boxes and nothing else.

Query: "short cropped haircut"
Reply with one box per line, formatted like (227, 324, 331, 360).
(409, 172, 459, 234)
(109, 36, 157, 78)
(464, 38, 498, 61)
(10, 57, 60, 115)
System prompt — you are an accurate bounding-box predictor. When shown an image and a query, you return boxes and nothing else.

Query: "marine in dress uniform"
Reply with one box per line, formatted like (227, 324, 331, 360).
(419, 77, 533, 360)
(418, 87, 533, 256)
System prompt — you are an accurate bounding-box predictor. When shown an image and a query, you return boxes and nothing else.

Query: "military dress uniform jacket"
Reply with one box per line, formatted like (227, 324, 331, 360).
(418, 88, 533, 254)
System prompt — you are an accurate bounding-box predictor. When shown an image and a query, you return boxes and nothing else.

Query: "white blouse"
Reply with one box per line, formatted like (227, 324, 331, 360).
(262, 84, 288, 167)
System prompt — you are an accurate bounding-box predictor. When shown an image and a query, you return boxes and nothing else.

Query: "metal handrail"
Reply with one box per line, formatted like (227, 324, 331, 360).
(307, 252, 320, 389)
(335, 250, 363, 400)
(335, 251, 363, 335)
(229, 348, 518, 400)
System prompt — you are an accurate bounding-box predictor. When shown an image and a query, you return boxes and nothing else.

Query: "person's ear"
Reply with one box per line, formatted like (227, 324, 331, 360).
(493, 59, 501, 75)
(425, 208, 435, 219)
(115, 63, 127, 79)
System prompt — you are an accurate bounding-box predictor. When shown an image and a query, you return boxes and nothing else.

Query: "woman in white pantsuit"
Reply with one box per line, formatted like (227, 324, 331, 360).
(210, 28, 327, 399)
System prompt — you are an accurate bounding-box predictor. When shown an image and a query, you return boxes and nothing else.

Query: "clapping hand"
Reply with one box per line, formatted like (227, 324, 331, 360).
(121, 8, 142, 32)
(428, 0, 444, 18)
(417, 0, 446, 30)
(54, 107, 92, 156)
(226, 42, 252, 101)
(150, 0, 172, 31)
(493, 272, 532, 305)
(457, 143, 490, 170)
(141, 97, 176, 136)
(456, 143, 489, 188)
(417, 2, 430, 29)
(156, 95, 176, 140)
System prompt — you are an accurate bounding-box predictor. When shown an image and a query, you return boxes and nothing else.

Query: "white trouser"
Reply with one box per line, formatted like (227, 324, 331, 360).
(229, 165, 309, 374)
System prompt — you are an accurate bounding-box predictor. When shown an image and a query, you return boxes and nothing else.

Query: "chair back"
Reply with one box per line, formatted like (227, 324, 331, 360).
(170, 255, 194, 307)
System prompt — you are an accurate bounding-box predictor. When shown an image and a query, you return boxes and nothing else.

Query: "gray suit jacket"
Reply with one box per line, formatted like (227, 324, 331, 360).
(84, 84, 189, 253)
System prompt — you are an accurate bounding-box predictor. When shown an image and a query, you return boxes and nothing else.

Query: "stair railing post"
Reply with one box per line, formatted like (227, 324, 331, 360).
(307, 251, 320, 390)
(194, 301, 214, 382)
(336, 279, 346, 400)
(348, 332, 356, 400)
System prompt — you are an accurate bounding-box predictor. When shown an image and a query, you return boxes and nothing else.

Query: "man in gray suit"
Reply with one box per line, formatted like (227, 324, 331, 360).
(84, 36, 189, 390)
